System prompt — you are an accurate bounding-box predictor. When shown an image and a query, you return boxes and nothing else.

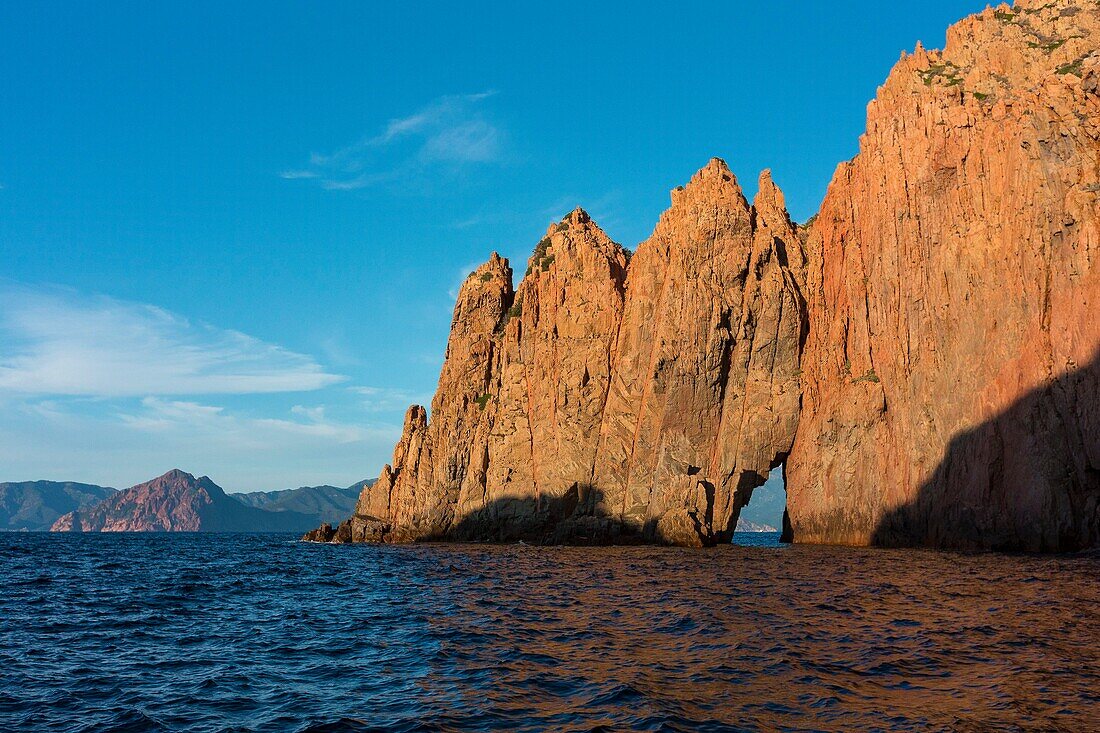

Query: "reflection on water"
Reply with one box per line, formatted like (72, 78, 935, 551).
(1, 533, 1097, 731)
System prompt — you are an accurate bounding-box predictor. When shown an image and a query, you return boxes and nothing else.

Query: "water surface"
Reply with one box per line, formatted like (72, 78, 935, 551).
(2, 533, 1097, 731)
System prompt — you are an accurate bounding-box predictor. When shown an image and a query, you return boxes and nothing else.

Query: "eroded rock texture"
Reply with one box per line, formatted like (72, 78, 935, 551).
(323, 162, 806, 546)
(786, 0, 1100, 551)
(591, 163, 805, 546)
(312, 0, 1099, 551)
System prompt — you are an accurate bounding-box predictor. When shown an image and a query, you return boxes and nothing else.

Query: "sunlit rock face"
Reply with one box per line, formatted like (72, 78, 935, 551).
(590, 162, 805, 546)
(320, 161, 806, 547)
(312, 0, 1099, 551)
(786, 0, 1100, 551)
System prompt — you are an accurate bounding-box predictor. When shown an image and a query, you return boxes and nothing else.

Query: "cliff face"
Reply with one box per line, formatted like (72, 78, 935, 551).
(590, 163, 805, 545)
(309, 0, 1099, 551)
(787, 0, 1100, 551)
(310, 161, 806, 547)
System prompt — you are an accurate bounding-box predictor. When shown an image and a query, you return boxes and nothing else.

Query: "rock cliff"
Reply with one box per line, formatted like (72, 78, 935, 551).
(787, 0, 1099, 551)
(310, 163, 807, 547)
(309, 0, 1099, 551)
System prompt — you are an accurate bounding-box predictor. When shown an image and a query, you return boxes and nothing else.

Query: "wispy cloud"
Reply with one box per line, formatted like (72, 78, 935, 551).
(0, 282, 344, 397)
(450, 214, 486, 230)
(120, 397, 369, 444)
(281, 91, 502, 191)
(290, 404, 327, 422)
(350, 386, 432, 413)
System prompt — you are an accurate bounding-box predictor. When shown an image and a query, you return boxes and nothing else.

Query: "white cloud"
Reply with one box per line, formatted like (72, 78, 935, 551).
(373, 90, 496, 145)
(419, 120, 499, 163)
(290, 404, 326, 422)
(350, 386, 432, 413)
(120, 397, 369, 444)
(0, 282, 344, 397)
(281, 91, 501, 191)
(450, 215, 485, 230)
(277, 170, 318, 180)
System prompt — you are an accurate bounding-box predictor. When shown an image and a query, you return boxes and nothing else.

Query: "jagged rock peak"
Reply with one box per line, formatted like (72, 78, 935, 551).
(690, 156, 735, 184)
(881, 0, 1099, 101)
(542, 206, 607, 239)
(452, 253, 514, 338)
(528, 207, 626, 277)
(561, 206, 591, 225)
(472, 251, 510, 275)
(752, 169, 786, 218)
(665, 157, 751, 220)
(462, 252, 513, 291)
(750, 169, 805, 274)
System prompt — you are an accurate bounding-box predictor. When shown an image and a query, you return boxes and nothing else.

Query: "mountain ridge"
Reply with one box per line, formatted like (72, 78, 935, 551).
(233, 482, 371, 525)
(46, 471, 368, 533)
(0, 481, 118, 532)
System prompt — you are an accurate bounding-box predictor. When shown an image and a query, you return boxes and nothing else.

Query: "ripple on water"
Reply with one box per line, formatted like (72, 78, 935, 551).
(0, 533, 1098, 732)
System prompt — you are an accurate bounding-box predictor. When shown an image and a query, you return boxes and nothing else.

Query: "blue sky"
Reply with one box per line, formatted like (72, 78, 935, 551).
(0, 1, 986, 491)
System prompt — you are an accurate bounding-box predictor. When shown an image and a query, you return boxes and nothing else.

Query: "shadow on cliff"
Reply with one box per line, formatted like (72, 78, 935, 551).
(443, 483, 691, 546)
(867, 348, 1100, 552)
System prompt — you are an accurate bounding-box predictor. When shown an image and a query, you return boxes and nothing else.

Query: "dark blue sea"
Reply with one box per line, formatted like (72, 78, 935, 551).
(1, 533, 1098, 732)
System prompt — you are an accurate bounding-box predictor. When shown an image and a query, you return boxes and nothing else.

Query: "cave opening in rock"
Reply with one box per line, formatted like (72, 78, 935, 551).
(731, 465, 787, 546)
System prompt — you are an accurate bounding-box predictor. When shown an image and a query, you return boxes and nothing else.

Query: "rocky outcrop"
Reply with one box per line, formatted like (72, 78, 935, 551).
(309, 0, 1099, 552)
(786, 0, 1100, 551)
(51, 469, 317, 532)
(316, 163, 806, 547)
(591, 164, 805, 545)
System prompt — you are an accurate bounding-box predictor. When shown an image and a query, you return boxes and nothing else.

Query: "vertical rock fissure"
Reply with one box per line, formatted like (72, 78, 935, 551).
(616, 236, 675, 526)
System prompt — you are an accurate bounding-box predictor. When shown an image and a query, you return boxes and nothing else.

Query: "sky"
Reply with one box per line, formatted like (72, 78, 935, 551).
(0, 1, 988, 492)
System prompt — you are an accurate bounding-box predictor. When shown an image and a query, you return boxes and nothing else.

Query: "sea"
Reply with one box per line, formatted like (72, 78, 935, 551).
(1, 532, 1097, 732)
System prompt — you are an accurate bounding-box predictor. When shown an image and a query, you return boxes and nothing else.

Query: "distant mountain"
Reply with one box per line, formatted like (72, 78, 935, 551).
(232, 481, 370, 525)
(51, 469, 318, 532)
(0, 481, 118, 531)
(735, 517, 778, 533)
